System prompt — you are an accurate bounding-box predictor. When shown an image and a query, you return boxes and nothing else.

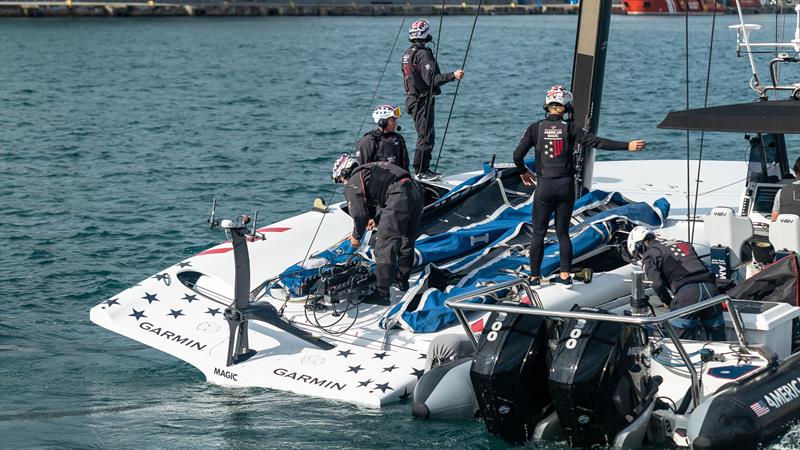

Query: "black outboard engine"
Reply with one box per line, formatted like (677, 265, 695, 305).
(470, 303, 556, 444)
(548, 307, 648, 448)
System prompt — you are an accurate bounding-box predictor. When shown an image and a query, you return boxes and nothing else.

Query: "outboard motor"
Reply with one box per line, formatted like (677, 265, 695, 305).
(470, 303, 556, 444)
(548, 307, 648, 448)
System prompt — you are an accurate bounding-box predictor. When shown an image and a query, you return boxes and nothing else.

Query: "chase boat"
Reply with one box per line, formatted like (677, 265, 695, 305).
(411, 6, 800, 449)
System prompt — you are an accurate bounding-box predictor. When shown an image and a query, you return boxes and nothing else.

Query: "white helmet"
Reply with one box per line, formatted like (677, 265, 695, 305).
(544, 85, 573, 108)
(331, 154, 358, 183)
(372, 104, 401, 126)
(409, 19, 431, 41)
(627, 226, 655, 257)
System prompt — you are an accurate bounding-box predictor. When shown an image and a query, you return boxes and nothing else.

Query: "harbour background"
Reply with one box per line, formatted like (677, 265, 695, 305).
(1, 14, 799, 448)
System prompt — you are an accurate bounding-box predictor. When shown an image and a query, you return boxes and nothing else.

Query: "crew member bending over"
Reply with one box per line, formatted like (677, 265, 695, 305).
(512, 85, 646, 287)
(332, 156, 424, 305)
(354, 104, 409, 171)
(628, 226, 726, 341)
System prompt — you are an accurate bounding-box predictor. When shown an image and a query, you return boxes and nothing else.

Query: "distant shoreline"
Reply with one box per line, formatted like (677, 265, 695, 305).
(0, 1, 768, 18)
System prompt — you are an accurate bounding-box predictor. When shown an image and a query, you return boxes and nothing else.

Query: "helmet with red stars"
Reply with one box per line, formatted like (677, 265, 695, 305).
(331, 154, 359, 183)
(544, 85, 574, 108)
(409, 19, 431, 41)
(372, 104, 401, 125)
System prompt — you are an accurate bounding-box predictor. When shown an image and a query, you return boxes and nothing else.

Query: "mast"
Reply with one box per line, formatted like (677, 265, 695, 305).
(571, 0, 614, 196)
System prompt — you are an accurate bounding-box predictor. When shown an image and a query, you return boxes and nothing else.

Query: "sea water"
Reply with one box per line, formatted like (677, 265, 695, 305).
(1, 14, 799, 449)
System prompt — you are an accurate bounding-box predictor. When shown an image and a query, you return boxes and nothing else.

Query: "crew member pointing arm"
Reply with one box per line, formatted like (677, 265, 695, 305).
(513, 85, 646, 288)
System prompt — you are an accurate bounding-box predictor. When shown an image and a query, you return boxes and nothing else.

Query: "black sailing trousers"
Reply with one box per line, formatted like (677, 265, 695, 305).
(374, 179, 424, 295)
(529, 176, 575, 277)
(406, 95, 435, 174)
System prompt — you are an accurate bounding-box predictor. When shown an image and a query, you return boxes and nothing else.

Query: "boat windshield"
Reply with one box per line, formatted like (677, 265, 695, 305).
(747, 134, 784, 183)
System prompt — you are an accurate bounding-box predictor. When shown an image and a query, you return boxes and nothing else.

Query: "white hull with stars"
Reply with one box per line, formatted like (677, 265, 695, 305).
(90, 158, 752, 407)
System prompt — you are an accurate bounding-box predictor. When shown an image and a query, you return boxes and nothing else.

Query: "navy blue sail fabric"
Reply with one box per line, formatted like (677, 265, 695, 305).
(277, 166, 530, 295)
(382, 196, 670, 333)
(275, 161, 620, 295)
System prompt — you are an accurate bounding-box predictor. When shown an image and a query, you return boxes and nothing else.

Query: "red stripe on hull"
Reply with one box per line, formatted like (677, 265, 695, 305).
(256, 226, 291, 233)
(197, 246, 233, 256)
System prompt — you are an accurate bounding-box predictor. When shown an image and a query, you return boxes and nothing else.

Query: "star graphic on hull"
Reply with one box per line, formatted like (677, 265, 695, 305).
(411, 368, 424, 380)
(373, 382, 393, 393)
(373, 352, 388, 360)
(182, 293, 197, 303)
(142, 292, 159, 304)
(154, 273, 169, 283)
(358, 379, 373, 387)
(206, 308, 220, 317)
(418, 353, 427, 359)
(399, 388, 411, 401)
(337, 349, 353, 358)
(177, 261, 192, 268)
(167, 309, 184, 319)
(104, 298, 119, 307)
(382, 365, 398, 373)
(129, 309, 146, 320)
(346, 365, 363, 374)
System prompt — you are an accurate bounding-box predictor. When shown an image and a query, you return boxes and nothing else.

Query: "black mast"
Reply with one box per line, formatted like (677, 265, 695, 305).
(571, 0, 614, 197)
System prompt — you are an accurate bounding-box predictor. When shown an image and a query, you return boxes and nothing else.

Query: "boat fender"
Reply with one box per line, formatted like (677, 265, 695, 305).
(687, 353, 800, 450)
(424, 333, 474, 371)
(411, 357, 477, 420)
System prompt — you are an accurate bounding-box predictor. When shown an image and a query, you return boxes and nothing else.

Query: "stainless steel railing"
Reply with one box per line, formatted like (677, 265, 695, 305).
(444, 278, 750, 408)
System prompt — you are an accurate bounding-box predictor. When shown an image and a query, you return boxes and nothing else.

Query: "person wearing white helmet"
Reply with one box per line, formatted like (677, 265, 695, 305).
(401, 18, 465, 181)
(332, 156, 424, 305)
(627, 226, 725, 341)
(354, 104, 409, 171)
(514, 85, 647, 288)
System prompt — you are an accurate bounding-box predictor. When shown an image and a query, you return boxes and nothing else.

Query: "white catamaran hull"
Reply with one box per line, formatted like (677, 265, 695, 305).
(89, 159, 750, 407)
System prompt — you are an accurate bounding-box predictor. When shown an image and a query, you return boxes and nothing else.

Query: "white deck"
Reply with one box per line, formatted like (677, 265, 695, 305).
(90, 158, 756, 406)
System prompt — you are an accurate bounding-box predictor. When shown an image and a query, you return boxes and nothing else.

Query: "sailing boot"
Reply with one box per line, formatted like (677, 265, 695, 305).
(361, 289, 391, 306)
(417, 170, 442, 181)
(392, 273, 410, 291)
(550, 275, 573, 288)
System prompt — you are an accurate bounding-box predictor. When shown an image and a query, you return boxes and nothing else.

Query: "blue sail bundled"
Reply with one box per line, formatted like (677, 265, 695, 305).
(383, 195, 670, 333)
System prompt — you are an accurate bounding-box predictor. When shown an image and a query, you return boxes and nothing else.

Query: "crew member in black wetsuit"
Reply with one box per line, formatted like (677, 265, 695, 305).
(512, 85, 647, 287)
(354, 104, 410, 171)
(331, 155, 424, 305)
(771, 157, 800, 222)
(627, 226, 725, 341)
(401, 18, 465, 181)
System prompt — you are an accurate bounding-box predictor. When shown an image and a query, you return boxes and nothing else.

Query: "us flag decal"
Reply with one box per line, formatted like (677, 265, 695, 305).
(750, 400, 771, 417)
(553, 139, 563, 158)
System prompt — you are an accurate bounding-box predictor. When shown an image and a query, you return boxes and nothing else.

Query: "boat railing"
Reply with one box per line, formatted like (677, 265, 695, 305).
(444, 279, 749, 408)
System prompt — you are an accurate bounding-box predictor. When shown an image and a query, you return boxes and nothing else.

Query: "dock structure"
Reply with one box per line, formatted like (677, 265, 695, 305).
(0, 0, 618, 17)
(0, 0, 772, 16)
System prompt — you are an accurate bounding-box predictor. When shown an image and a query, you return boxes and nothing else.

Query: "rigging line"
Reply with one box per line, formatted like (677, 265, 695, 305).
(690, 0, 718, 244)
(299, 17, 407, 270)
(777, 0, 787, 94)
(433, 0, 483, 173)
(299, 188, 339, 267)
(352, 16, 408, 150)
(684, 0, 691, 242)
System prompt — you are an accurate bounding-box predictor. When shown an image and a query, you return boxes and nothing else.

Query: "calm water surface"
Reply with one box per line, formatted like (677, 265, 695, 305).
(1, 14, 799, 449)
